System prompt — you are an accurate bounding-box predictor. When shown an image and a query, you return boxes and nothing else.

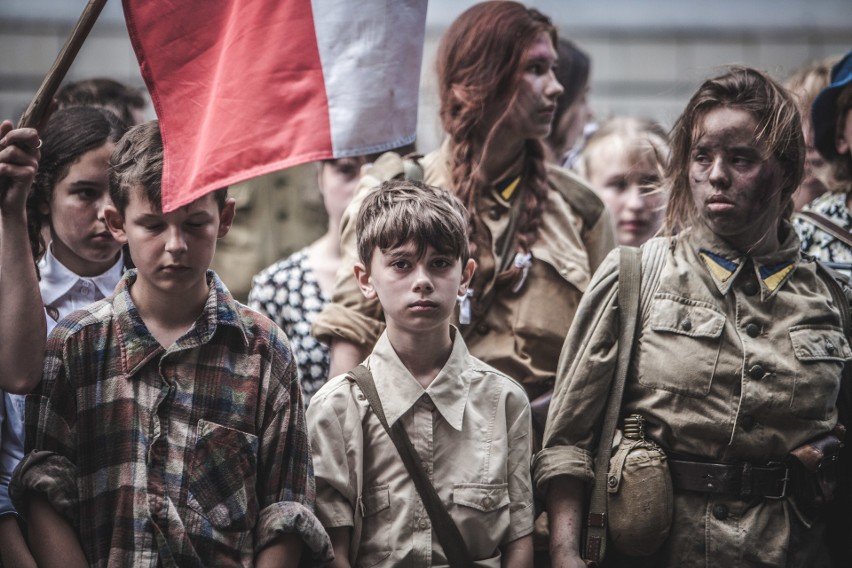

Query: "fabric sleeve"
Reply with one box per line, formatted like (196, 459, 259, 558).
(532, 248, 621, 495)
(305, 377, 362, 529)
(311, 154, 413, 347)
(0, 394, 25, 518)
(252, 327, 332, 562)
(583, 205, 616, 276)
(503, 383, 535, 543)
(10, 329, 80, 525)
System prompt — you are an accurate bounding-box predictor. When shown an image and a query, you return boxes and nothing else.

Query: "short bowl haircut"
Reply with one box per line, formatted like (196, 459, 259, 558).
(110, 119, 227, 214)
(356, 179, 470, 267)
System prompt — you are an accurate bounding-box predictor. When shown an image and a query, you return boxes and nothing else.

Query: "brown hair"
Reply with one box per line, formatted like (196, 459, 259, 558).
(356, 179, 470, 267)
(27, 106, 127, 264)
(546, 38, 591, 157)
(832, 85, 852, 184)
(436, 1, 555, 288)
(56, 78, 147, 127)
(110, 120, 226, 214)
(664, 66, 804, 234)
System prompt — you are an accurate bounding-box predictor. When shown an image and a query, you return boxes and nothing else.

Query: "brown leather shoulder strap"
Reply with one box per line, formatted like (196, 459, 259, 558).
(347, 365, 473, 567)
(798, 210, 852, 249)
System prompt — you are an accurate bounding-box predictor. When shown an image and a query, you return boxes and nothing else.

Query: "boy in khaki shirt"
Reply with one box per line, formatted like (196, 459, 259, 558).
(307, 180, 534, 567)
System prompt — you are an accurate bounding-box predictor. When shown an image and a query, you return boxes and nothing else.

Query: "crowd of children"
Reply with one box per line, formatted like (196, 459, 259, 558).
(0, 1, 851, 567)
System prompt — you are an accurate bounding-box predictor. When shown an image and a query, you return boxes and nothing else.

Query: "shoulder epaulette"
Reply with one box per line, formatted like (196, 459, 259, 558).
(544, 162, 607, 229)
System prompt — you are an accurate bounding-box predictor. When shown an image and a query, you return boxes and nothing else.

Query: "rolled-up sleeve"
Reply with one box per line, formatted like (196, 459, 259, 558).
(533, 249, 621, 495)
(0, 394, 25, 518)
(312, 154, 414, 348)
(10, 332, 80, 524)
(306, 377, 361, 529)
(505, 386, 535, 543)
(253, 335, 332, 562)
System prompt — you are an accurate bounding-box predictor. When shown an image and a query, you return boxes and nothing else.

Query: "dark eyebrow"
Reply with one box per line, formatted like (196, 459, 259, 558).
(385, 248, 413, 260)
(136, 213, 164, 222)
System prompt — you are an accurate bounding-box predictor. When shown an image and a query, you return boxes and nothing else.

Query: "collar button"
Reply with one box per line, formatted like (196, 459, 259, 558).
(743, 280, 759, 296)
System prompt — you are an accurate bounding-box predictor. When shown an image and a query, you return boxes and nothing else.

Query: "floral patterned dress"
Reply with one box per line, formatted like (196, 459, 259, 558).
(249, 248, 330, 405)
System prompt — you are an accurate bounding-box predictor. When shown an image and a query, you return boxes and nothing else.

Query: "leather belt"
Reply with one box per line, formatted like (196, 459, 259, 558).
(668, 458, 790, 499)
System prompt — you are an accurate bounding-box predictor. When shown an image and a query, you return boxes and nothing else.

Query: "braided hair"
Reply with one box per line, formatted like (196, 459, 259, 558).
(436, 1, 556, 290)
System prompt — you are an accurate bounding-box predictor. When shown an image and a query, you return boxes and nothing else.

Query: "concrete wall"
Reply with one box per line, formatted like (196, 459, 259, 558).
(1, 1, 849, 295)
(1, 1, 850, 149)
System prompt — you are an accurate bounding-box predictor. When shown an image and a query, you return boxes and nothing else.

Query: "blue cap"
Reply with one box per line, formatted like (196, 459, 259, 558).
(812, 49, 852, 159)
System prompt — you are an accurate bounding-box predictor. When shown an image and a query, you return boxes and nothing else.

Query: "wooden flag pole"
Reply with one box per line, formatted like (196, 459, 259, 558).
(17, 0, 110, 129)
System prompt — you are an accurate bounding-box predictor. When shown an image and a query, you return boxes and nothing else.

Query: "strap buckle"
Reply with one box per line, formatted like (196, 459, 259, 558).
(763, 462, 790, 500)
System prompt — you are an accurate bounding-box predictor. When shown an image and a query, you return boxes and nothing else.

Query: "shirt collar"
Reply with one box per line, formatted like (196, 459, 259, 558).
(114, 269, 248, 379)
(38, 245, 124, 306)
(369, 327, 472, 431)
(690, 220, 802, 299)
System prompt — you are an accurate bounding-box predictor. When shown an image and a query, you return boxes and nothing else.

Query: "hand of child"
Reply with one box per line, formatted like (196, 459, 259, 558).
(0, 120, 41, 217)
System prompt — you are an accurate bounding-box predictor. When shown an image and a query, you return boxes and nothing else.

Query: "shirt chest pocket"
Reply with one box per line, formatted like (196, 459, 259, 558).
(356, 484, 391, 568)
(451, 483, 510, 558)
(788, 326, 850, 420)
(187, 419, 259, 531)
(637, 296, 726, 397)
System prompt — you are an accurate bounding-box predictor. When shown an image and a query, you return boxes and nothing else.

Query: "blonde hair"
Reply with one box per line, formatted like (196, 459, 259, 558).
(576, 117, 669, 185)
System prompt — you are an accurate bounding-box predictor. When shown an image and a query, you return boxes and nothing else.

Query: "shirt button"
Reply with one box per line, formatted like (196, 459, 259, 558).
(482, 496, 493, 508)
(418, 518, 430, 530)
(680, 318, 692, 332)
(826, 341, 837, 355)
(712, 504, 729, 520)
(745, 323, 760, 338)
(476, 322, 490, 335)
(741, 415, 755, 431)
(748, 364, 765, 380)
(489, 206, 502, 220)
(742, 280, 759, 296)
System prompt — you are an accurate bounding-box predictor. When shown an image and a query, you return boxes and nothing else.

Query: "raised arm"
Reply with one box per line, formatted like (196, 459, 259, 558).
(0, 121, 45, 393)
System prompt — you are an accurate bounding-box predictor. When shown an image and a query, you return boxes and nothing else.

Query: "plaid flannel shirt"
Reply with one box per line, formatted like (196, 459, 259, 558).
(11, 270, 331, 567)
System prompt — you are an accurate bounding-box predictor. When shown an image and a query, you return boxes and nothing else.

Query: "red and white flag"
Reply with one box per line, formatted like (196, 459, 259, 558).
(122, 0, 428, 212)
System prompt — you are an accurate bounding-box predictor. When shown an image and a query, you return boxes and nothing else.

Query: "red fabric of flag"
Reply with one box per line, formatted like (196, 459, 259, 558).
(122, 0, 425, 212)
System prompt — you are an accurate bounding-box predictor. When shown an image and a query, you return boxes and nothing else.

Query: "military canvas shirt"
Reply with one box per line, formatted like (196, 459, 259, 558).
(312, 142, 615, 400)
(535, 222, 847, 567)
(307, 330, 534, 567)
(12, 270, 332, 567)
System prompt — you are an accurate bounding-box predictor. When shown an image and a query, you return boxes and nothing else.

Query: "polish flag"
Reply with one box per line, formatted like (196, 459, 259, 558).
(122, 0, 428, 212)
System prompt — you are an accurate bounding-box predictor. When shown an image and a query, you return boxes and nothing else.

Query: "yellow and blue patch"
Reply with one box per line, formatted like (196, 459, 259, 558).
(699, 248, 796, 295)
(699, 250, 741, 284)
(758, 260, 796, 293)
(496, 175, 521, 201)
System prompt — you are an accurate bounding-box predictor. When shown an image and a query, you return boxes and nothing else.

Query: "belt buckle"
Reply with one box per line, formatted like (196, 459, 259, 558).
(764, 462, 790, 500)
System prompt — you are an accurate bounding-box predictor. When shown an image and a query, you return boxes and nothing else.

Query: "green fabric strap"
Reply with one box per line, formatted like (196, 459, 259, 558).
(583, 246, 642, 565)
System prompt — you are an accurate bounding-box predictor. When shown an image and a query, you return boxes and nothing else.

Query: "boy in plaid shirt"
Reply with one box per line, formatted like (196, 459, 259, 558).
(11, 121, 331, 567)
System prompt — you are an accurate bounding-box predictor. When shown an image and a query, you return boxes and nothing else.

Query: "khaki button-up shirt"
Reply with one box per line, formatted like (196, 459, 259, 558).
(312, 143, 614, 399)
(535, 223, 849, 567)
(308, 330, 534, 567)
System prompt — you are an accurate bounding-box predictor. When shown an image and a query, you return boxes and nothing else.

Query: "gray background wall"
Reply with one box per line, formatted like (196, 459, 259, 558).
(1, 0, 850, 152)
(1, 1, 849, 298)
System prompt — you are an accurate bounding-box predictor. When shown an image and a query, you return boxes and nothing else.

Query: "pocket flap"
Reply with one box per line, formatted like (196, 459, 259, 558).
(789, 326, 852, 361)
(359, 485, 390, 517)
(452, 483, 509, 512)
(649, 296, 725, 338)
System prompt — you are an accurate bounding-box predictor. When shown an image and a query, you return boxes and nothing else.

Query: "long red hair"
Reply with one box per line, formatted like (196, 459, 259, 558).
(436, 1, 556, 288)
